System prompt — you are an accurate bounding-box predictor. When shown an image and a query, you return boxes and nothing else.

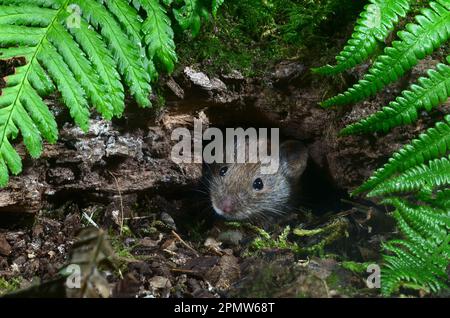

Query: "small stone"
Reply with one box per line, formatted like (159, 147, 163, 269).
(221, 70, 244, 82)
(184, 67, 212, 90)
(0, 234, 11, 256)
(149, 276, 172, 289)
(210, 78, 227, 91)
(160, 212, 176, 230)
(217, 230, 243, 246)
(13, 256, 26, 266)
(138, 238, 159, 248)
(32, 224, 44, 239)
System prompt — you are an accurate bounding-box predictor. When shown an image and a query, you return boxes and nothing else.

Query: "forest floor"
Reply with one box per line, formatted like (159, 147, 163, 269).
(0, 199, 389, 298)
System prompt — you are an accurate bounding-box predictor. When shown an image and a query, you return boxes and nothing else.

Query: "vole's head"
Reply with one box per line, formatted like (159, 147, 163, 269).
(208, 141, 308, 221)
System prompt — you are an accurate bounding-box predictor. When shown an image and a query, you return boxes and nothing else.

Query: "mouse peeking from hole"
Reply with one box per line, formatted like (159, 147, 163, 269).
(205, 139, 308, 221)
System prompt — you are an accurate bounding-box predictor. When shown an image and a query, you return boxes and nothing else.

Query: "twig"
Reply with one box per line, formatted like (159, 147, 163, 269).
(108, 171, 124, 235)
(171, 230, 200, 257)
(170, 268, 199, 274)
(341, 199, 371, 212)
(123, 216, 154, 221)
(82, 212, 99, 228)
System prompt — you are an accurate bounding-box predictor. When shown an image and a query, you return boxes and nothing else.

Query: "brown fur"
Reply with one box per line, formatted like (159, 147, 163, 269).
(208, 140, 308, 221)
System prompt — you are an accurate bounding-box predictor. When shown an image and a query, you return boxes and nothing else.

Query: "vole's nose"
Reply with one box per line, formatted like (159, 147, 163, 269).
(221, 197, 235, 213)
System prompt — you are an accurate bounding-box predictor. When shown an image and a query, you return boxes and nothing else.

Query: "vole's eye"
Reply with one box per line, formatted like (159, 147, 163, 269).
(252, 178, 264, 191)
(219, 166, 228, 176)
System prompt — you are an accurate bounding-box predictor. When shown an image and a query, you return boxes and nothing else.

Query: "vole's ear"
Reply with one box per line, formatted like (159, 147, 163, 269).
(280, 140, 308, 180)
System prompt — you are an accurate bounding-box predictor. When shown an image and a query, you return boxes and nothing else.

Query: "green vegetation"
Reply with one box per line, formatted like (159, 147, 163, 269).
(315, 0, 450, 296)
(247, 218, 348, 256)
(177, 0, 359, 76)
(0, 277, 22, 295)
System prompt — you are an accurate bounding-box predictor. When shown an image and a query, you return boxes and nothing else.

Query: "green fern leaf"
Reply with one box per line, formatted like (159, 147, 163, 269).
(341, 56, 450, 136)
(369, 156, 450, 197)
(383, 198, 450, 244)
(77, 0, 152, 108)
(48, 22, 114, 119)
(0, 4, 56, 26)
(0, 0, 146, 185)
(312, 0, 413, 75)
(212, 0, 224, 18)
(103, 0, 142, 46)
(382, 233, 449, 294)
(38, 41, 91, 131)
(354, 115, 450, 195)
(140, 0, 177, 73)
(322, 0, 450, 108)
(65, 18, 125, 117)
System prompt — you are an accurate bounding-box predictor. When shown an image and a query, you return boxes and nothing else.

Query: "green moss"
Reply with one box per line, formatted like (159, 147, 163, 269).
(176, 0, 360, 77)
(108, 229, 135, 260)
(245, 217, 349, 257)
(342, 261, 373, 274)
(0, 277, 22, 296)
(249, 226, 301, 253)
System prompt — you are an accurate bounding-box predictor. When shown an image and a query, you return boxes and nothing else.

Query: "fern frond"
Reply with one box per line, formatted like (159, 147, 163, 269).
(382, 239, 449, 295)
(38, 41, 91, 131)
(383, 198, 450, 244)
(381, 209, 449, 296)
(392, 214, 438, 255)
(322, 0, 450, 108)
(422, 189, 450, 209)
(0, 0, 59, 7)
(21, 87, 58, 143)
(140, 0, 177, 73)
(354, 115, 450, 195)
(48, 22, 114, 119)
(341, 56, 450, 136)
(381, 199, 449, 296)
(0, 24, 47, 46)
(103, 0, 142, 46)
(77, 0, 152, 108)
(312, 0, 413, 75)
(0, 0, 143, 185)
(369, 156, 450, 197)
(65, 18, 125, 116)
(212, 0, 224, 18)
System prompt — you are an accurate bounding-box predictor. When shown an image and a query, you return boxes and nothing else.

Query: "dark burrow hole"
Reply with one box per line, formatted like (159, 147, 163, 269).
(203, 108, 354, 215)
(164, 112, 359, 238)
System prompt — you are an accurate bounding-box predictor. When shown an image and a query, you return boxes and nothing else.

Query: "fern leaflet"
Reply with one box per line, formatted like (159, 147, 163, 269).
(354, 115, 450, 195)
(313, 0, 413, 75)
(381, 198, 449, 295)
(368, 156, 450, 197)
(140, 0, 177, 73)
(341, 55, 450, 136)
(321, 0, 450, 108)
(212, 0, 224, 18)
